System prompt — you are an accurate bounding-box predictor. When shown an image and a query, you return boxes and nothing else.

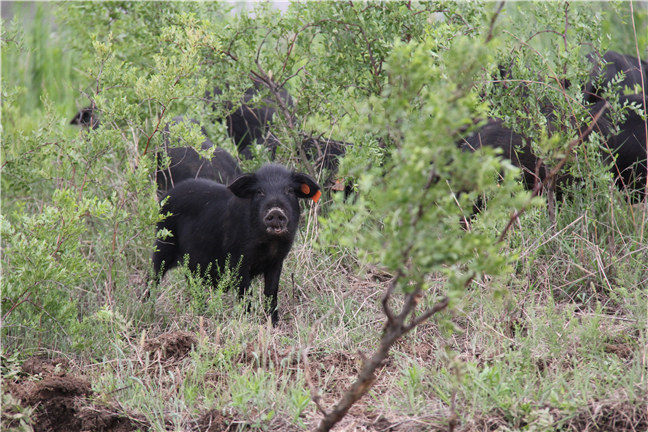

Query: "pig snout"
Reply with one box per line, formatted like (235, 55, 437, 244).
(264, 207, 288, 235)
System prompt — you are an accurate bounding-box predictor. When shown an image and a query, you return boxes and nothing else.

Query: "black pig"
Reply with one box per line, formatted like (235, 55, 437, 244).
(460, 118, 554, 192)
(599, 93, 647, 199)
(461, 97, 646, 200)
(585, 51, 647, 103)
(157, 116, 241, 197)
(70, 105, 100, 129)
(300, 134, 353, 194)
(204, 78, 292, 159)
(152, 163, 321, 325)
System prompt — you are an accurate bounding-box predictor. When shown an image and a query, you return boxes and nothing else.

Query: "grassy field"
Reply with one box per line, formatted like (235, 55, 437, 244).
(1, 2, 647, 432)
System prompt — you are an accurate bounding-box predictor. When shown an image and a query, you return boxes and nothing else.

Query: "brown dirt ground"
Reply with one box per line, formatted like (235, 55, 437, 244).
(194, 409, 245, 432)
(78, 404, 150, 432)
(4, 329, 645, 432)
(469, 397, 648, 432)
(2, 333, 239, 432)
(4, 357, 149, 432)
(143, 330, 197, 361)
(560, 398, 648, 432)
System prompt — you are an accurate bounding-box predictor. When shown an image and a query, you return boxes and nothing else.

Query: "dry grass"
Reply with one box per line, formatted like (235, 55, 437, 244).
(5, 202, 645, 432)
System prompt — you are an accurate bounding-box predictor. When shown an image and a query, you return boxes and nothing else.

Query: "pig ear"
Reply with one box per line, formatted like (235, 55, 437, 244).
(228, 174, 258, 198)
(292, 172, 322, 203)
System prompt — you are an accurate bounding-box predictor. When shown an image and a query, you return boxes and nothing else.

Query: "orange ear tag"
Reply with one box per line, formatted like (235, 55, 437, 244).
(312, 190, 322, 203)
(300, 184, 310, 195)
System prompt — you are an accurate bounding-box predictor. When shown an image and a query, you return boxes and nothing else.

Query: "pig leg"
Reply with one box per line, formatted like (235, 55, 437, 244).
(263, 263, 283, 326)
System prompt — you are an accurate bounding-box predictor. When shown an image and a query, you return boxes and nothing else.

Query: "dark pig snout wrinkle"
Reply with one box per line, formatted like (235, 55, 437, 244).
(264, 207, 288, 235)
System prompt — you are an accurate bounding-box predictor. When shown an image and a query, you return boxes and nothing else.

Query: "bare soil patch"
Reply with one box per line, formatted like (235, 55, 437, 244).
(471, 396, 648, 432)
(4, 356, 149, 432)
(143, 330, 197, 361)
(20, 356, 70, 377)
(603, 342, 634, 360)
(79, 404, 149, 432)
(194, 409, 250, 432)
(561, 398, 648, 432)
(366, 414, 400, 431)
(6, 366, 92, 432)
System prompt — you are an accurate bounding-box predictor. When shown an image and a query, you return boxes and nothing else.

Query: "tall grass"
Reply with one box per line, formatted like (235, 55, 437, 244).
(2, 3, 79, 120)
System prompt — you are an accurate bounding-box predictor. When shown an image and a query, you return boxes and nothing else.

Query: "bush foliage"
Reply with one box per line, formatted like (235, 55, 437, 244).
(2, 1, 646, 430)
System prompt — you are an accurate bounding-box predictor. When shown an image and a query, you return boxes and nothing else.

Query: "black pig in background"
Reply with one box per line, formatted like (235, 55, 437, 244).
(156, 116, 241, 197)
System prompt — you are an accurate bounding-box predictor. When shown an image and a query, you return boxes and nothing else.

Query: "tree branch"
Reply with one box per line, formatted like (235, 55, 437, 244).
(315, 292, 449, 432)
(484, 1, 506, 44)
(381, 273, 400, 325)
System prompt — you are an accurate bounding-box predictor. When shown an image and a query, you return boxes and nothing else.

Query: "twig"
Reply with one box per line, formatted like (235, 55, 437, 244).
(249, 67, 316, 177)
(484, 1, 506, 44)
(405, 295, 451, 331)
(2, 288, 34, 322)
(25, 299, 70, 337)
(142, 104, 168, 156)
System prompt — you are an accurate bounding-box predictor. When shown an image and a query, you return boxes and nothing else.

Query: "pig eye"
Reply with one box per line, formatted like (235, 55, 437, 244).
(256, 189, 265, 197)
